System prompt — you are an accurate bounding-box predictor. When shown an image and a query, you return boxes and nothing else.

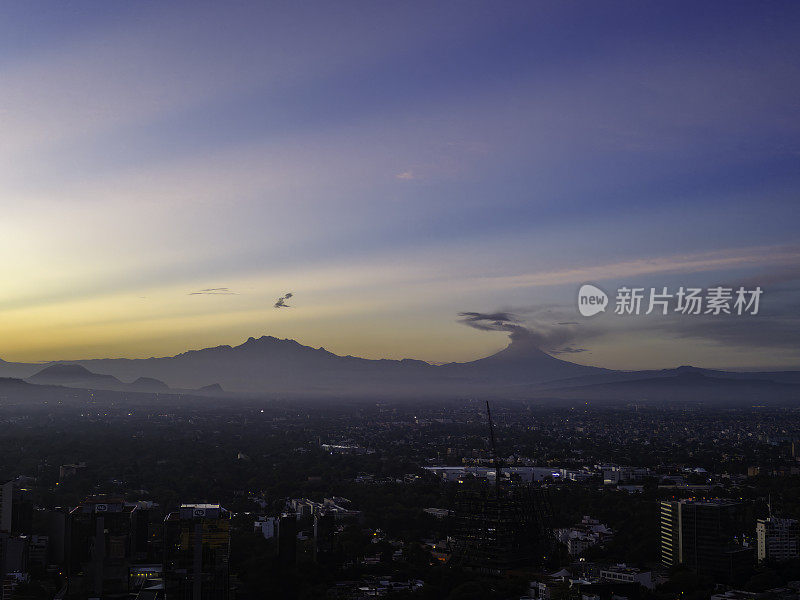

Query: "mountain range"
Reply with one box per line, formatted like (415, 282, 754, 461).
(1, 335, 799, 403)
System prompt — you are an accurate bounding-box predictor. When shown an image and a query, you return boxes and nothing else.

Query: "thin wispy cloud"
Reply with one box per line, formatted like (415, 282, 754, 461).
(468, 245, 800, 290)
(551, 346, 590, 354)
(188, 287, 238, 296)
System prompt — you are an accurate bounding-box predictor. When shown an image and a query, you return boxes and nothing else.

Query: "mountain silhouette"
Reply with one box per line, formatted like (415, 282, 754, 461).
(440, 335, 605, 384)
(198, 383, 225, 394)
(27, 364, 123, 389)
(129, 376, 170, 392)
(56, 334, 599, 396)
(545, 369, 800, 403)
(0, 334, 797, 401)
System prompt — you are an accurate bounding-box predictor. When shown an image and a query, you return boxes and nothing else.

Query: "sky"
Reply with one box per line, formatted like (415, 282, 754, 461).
(1, 1, 799, 369)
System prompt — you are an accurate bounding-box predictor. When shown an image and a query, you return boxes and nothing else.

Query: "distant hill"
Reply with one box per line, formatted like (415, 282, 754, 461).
(539, 368, 800, 403)
(0, 377, 230, 411)
(27, 364, 124, 389)
(0, 377, 32, 390)
(0, 359, 48, 380)
(129, 377, 170, 392)
(198, 383, 225, 395)
(0, 334, 797, 402)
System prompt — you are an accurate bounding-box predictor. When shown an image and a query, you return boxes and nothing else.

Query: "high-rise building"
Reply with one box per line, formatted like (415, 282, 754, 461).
(277, 513, 297, 567)
(660, 500, 681, 569)
(313, 513, 336, 563)
(164, 504, 230, 600)
(450, 479, 553, 575)
(66, 496, 133, 598)
(46, 508, 68, 566)
(27, 535, 48, 572)
(0, 533, 28, 582)
(757, 518, 799, 563)
(0, 482, 12, 534)
(449, 402, 554, 576)
(660, 500, 754, 583)
(130, 501, 162, 563)
(0, 481, 32, 535)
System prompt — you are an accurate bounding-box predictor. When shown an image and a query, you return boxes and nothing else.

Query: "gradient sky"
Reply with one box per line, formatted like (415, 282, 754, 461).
(1, 1, 799, 369)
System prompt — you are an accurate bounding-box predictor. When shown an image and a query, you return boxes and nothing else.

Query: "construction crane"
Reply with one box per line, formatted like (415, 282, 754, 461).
(486, 401, 501, 497)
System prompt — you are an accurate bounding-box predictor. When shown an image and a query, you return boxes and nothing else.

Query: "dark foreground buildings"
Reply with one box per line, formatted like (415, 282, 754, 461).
(660, 499, 754, 584)
(164, 504, 231, 600)
(66, 496, 133, 598)
(449, 476, 553, 575)
(60, 498, 230, 599)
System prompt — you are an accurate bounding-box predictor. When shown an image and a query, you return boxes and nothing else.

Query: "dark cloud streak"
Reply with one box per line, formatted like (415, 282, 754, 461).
(188, 287, 238, 295)
(274, 292, 294, 308)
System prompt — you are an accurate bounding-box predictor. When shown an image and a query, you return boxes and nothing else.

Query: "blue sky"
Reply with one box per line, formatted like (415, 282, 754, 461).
(1, 1, 799, 368)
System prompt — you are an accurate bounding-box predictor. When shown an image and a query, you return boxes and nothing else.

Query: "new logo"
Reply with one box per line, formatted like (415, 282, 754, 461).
(578, 284, 608, 317)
